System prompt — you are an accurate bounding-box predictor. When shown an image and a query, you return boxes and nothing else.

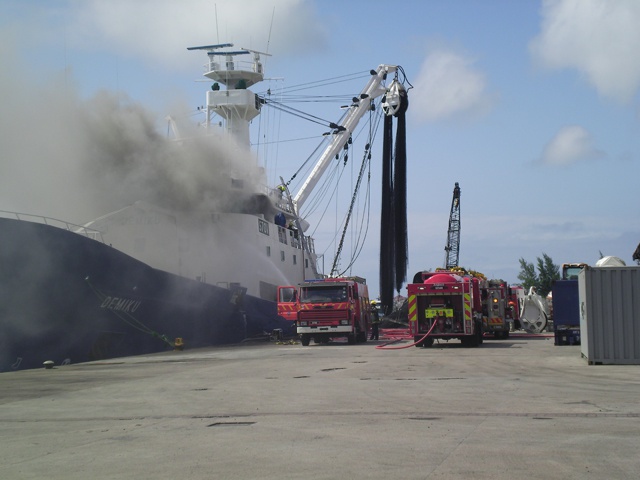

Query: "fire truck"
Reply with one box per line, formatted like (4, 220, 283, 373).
(277, 277, 372, 346)
(277, 285, 298, 322)
(508, 285, 525, 331)
(408, 270, 484, 347)
(482, 279, 511, 339)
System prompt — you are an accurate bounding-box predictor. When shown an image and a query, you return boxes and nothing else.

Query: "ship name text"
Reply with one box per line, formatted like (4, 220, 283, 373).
(100, 296, 141, 313)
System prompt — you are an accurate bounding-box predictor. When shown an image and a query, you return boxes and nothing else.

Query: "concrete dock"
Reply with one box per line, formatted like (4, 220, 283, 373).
(1, 333, 639, 479)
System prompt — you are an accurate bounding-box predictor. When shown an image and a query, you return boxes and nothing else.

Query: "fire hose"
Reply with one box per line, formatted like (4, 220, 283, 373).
(375, 319, 439, 350)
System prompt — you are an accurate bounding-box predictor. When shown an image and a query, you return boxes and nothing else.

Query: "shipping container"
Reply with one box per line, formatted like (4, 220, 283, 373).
(579, 266, 640, 365)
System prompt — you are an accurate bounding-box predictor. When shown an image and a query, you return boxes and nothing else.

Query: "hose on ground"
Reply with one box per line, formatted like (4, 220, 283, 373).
(375, 319, 438, 350)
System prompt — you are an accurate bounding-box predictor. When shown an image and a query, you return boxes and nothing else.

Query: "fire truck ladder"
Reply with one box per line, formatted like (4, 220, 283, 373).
(443, 182, 461, 269)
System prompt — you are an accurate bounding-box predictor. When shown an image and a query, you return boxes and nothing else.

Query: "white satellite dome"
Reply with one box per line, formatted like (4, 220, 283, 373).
(595, 256, 626, 267)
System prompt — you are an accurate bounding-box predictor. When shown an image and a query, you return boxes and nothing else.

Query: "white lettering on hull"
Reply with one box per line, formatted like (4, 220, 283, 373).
(100, 296, 141, 313)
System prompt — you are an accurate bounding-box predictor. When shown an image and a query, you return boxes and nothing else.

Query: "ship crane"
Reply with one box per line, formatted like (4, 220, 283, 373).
(293, 65, 403, 212)
(444, 182, 461, 269)
(188, 45, 408, 285)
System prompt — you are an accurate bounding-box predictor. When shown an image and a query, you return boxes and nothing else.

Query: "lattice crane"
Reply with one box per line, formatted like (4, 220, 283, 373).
(443, 182, 461, 269)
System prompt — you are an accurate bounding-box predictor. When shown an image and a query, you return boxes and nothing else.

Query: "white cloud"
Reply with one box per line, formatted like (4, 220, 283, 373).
(66, 0, 327, 71)
(539, 125, 604, 166)
(409, 48, 493, 123)
(530, 0, 640, 103)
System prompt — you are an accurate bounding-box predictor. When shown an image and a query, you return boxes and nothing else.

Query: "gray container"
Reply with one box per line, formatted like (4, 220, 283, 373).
(579, 266, 640, 364)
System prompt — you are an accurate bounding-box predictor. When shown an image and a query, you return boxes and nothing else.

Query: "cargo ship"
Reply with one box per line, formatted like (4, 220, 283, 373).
(1, 43, 406, 371)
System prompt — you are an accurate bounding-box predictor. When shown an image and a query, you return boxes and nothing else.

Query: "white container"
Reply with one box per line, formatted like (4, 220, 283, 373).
(579, 266, 640, 364)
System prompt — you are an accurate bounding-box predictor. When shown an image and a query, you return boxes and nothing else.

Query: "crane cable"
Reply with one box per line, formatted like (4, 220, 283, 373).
(330, 143, 368, 276)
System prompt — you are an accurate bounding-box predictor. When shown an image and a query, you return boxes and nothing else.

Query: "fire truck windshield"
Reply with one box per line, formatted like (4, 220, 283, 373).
(562, 263, 587, 280)
(300, 286, 347, 303)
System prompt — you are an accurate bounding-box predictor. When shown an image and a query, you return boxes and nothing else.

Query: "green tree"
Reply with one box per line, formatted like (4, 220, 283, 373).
(517, 253, 560, 297)
(537, 253, 560, 297)
(517, 258, 537, 291)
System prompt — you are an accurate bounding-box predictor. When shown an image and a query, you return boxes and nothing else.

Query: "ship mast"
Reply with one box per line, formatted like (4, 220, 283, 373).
(187, 43, 270, 146)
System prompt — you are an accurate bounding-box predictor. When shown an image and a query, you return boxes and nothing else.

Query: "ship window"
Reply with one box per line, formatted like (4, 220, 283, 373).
(293, 254, 297, 265)
(258, 219, 269, 235)
(281, 251, 285, 262)
(278, 226, 288, 244)
(305, 259, 309, 268)
(266, 246, 271, 257)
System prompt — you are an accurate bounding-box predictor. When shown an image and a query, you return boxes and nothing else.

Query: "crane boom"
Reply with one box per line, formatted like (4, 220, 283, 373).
(292, 64, 399, 210)
(444, 182, 461, 269)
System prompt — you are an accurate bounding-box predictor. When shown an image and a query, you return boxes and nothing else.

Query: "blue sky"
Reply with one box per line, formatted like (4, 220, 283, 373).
(1, 0, 639, 298)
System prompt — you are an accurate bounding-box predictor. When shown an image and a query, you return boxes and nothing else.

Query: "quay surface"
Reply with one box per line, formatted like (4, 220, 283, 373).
(1, 333, 639, 479)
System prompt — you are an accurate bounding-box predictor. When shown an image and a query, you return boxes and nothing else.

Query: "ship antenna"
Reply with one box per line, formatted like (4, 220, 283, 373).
(215, 4, 220, 44)
(265, 6, 275, 69)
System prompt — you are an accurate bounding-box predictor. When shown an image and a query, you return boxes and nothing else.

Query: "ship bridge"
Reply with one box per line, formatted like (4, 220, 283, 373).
(188, 43, 270, 146)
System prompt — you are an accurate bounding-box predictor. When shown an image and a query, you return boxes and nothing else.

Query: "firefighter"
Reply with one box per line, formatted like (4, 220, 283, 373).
(370, 300, 380, 340)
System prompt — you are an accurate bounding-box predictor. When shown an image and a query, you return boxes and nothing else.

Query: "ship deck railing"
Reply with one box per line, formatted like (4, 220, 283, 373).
(204, 59, 263, 76)
(0, 210, 106, 243)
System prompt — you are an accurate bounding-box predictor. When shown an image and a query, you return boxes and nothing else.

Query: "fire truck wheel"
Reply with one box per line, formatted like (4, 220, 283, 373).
(463, 332, 480, 348)
(300, 334, 311, 346)
(347, 333, 356, 345)
(414, 336, 433, 347)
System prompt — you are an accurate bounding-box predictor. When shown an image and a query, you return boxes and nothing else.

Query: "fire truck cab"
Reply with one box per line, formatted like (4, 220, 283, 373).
(278, 277, 372, 346)
(277, 285, 298, 322)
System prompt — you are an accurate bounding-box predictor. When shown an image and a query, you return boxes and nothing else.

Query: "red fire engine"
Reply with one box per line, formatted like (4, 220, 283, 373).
(277, 277, 372, 346)
(407, 270, 484, 347)
(482, 279, 511, 339)
(277, 285, 298, 322)
(508, 285, 524, 331)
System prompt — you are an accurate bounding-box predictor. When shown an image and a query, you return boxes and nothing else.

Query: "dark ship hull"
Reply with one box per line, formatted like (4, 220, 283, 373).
(0, 217, 293, 372)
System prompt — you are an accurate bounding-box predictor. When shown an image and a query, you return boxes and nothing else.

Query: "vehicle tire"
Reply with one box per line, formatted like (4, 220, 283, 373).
(463, 333, 479, 348)
(347, 333, 356, 345)
(421, 337, 434, 348)
(300, 334, 310, 346)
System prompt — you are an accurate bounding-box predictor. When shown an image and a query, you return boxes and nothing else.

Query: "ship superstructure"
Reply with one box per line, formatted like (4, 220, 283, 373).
(82, 44, 319, 301)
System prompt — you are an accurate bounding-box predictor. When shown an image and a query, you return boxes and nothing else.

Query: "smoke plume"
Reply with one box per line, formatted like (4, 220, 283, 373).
(1, 42, 265, 225)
